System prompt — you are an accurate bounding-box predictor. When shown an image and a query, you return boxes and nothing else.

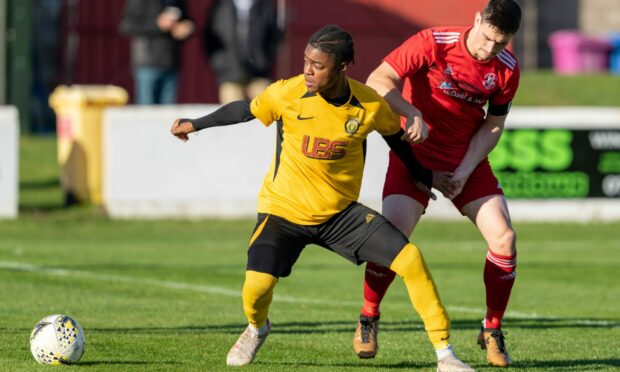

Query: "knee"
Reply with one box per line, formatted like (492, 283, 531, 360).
(489, 227, 516, 256)
(244, 271, 278, 290)
(389, 243, 424, 278)
(242, 271, 278, 305)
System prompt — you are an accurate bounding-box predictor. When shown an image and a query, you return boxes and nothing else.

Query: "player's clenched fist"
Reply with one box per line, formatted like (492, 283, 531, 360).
(400, 110, 429, 144)
(170, 118, 195, 142)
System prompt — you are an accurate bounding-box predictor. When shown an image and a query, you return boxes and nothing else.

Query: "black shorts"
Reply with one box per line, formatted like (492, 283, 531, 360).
(246, 202, 409, 278)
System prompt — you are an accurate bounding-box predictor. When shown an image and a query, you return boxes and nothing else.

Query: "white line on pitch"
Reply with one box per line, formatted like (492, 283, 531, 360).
(0, 260, 616, 326)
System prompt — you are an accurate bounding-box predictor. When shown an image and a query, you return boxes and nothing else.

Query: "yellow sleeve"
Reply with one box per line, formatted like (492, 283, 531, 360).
(250, 80, 284, 127)
(374, 99, 401, 136)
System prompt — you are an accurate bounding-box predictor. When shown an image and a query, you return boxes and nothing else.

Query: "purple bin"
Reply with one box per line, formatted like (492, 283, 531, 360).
(549, 30, 612, 74)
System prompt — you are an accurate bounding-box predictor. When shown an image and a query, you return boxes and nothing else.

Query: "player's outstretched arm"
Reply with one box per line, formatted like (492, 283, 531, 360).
(170, 100, 256, 142)
(382, 129, 436, 200)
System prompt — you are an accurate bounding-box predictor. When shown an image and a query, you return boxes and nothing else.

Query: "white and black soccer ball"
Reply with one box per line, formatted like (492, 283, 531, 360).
(30, 314, 85, 365)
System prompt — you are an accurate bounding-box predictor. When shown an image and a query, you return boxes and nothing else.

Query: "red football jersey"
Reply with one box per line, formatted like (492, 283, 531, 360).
(384, 26, 520, 167)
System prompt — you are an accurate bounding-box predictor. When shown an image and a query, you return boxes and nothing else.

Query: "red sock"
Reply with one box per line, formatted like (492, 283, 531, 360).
(483, 249, 517, 329)
(360, 261, 396, 318)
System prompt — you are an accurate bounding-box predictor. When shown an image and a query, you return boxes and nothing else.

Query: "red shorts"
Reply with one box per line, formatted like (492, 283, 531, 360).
(382, 150, 504, 211)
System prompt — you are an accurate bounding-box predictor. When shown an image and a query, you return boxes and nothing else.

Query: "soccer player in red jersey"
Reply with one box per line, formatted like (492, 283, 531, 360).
(353, 0, 521, 367)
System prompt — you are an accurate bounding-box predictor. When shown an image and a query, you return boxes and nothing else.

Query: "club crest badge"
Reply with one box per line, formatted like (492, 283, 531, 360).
(483, 73, 497, 90)
(344, 118, 360, 135)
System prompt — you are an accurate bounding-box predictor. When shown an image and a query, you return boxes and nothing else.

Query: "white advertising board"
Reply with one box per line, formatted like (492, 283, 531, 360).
(103, 105, 398, 219)
(0, 106, 19, 219)
(104, 106, 620, 221)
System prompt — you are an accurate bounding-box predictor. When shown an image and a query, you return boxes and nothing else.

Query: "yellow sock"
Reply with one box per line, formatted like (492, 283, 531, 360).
(389, 243, 450, 349)
(242, 270, 278, 328)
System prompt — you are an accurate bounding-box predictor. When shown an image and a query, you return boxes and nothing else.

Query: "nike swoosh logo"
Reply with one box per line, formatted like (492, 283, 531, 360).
(297, 114, 315, 120)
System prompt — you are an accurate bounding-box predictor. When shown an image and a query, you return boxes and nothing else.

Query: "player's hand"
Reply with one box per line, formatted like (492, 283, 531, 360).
(432, 171, 458, 199)
(170, 118, 195, 142)
(400, 110, 428, 144)
(444, 169, 471, 200)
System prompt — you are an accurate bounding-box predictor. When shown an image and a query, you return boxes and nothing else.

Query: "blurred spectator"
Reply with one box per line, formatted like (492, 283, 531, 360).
(203, 0, 282, 104)
(32, 0, 62, 133)
(120, 0, 194, 104)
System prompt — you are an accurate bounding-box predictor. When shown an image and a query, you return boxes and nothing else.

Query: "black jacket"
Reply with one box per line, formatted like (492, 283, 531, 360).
(203, 0, 282, 83)
(120, 0, 191, 69)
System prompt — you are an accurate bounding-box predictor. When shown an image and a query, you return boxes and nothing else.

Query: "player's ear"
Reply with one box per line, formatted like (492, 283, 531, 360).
(474, 11, 482, 27)
(340, 63, 348, 74)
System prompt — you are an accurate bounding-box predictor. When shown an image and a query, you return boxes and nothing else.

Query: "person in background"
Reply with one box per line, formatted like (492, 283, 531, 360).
(203, 0, 282, 103)
(352, 0, 522, 368)
(120, 0, 194, 104)
(172, 25, 475, 372)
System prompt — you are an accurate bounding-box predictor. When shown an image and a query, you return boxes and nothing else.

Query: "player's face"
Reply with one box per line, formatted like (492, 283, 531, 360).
(303, 44, 344, 94)
(468, 12, 514, 61)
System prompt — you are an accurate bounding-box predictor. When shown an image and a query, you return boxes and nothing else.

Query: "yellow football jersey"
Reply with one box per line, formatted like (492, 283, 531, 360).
(250, 74, 400, 225)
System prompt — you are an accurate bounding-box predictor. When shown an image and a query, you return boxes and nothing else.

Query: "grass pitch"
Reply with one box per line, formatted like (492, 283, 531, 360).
(0, 136, 618, 371)
(0, 215, 618, 371)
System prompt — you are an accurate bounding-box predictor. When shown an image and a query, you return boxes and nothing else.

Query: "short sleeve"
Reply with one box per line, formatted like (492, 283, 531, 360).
(250, 80, 284, 126)
(490, 64, 520, 108)
(384, 29, 435, 79)
(374, 100, 401, 136)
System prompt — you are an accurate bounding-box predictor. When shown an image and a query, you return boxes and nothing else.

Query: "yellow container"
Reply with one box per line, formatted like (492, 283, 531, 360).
(49, 85, 128, 205)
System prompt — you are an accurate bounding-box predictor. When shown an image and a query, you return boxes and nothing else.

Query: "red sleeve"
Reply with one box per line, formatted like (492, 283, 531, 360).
(383, 29, 435, 79)
(490, 63, 520, 107)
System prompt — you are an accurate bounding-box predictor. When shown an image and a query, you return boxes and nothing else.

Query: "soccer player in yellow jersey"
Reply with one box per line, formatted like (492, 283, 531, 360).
(171, 25, 475, 372)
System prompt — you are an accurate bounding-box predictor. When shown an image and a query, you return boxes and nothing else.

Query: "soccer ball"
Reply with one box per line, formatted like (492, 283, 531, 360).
(30, 314, 85, 365)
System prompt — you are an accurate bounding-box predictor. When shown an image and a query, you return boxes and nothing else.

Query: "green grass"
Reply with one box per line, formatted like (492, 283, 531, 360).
(514, 70, 620, 106)
(1, 211, 619, 371)
(1, 134, 619, 371)
(19, 134, 64, 211)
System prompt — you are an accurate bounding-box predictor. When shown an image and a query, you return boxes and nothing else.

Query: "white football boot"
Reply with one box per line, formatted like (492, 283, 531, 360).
(437, 353, 476, 372)
(226, 320, 271, 366)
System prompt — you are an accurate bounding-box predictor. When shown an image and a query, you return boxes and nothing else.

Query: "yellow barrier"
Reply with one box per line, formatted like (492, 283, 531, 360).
(49, 85, 128, 205)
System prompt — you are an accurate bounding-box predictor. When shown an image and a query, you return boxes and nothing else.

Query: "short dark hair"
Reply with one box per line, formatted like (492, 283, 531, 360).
(308, 25, 355, 66)
(482, 0, 522, 35)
